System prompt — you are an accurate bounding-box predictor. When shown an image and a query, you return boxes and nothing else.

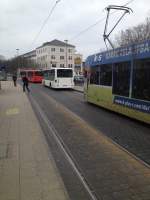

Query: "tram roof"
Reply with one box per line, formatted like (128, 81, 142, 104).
(85, 40, 150, 67)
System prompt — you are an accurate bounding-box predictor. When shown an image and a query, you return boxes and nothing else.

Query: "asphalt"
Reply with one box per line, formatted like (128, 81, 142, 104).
(29, 83, 150, 200)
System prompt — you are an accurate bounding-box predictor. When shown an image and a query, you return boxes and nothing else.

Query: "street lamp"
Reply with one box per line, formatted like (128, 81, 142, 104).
(64, 40, 68, 68)
(16, 49, 19, 71)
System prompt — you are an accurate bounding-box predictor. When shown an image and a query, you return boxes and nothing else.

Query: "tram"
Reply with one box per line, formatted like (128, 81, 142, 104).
(84, 40, 150, 124)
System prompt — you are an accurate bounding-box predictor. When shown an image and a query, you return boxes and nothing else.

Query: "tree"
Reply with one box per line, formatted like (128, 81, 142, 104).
(2, 56, 36, 74)
(114, 15, 150, 47)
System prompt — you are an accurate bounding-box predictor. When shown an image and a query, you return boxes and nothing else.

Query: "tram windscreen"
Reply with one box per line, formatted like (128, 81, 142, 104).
(132, 59, 150, 101)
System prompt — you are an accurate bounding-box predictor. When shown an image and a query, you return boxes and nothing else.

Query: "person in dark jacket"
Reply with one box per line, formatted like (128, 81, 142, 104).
(22, 75, 30, 92)
(12, 74, 17, 87)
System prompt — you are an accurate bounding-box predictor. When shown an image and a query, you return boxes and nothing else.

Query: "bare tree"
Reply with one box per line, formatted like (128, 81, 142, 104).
(114, 14, 150, 47)
(2, 57, 36, 74)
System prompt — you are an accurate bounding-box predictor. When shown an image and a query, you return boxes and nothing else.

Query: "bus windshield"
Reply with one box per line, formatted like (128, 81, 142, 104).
(57, 69, 73, 78)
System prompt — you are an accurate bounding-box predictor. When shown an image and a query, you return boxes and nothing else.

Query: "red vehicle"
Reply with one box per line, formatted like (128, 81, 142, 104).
(19, 69, 43, 83)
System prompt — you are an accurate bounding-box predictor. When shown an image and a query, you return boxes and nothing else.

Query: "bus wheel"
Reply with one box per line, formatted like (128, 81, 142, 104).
(49, 82, 51, 88)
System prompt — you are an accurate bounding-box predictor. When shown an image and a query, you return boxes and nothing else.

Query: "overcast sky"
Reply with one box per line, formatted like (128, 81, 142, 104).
(0, 0, 150, 60)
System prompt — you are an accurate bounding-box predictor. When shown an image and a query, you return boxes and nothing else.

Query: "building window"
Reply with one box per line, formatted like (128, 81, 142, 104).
(60, 48, 64, 52)
(51, 55, 55, 59)
(68, 64, 73, 68)
(52, 64, 56, 68)
(68, 49, 72, 53)
(69, 56, 72, 60)
(113, 62, 130, 97)
(60, 64, 64, 68)
(60, 56, 64, 60)
(51, 48, 55, 52)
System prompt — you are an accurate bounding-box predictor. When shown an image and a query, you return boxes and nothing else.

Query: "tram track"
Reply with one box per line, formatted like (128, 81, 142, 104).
(29, 94, 99, 200)
(28, 86, 150, 200)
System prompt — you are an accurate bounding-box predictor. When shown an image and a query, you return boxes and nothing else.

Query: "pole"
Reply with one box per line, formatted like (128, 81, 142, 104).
(64, 40, 68, 68)
(16, 48, 19, 71)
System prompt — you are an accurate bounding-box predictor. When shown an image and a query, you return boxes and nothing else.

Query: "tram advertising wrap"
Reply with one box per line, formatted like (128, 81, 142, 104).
(114, 96, 150, 114)
(84, 40, 150, 124)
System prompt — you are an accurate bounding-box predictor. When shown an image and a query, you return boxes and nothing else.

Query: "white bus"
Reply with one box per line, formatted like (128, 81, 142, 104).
(42, 68, 74, 89)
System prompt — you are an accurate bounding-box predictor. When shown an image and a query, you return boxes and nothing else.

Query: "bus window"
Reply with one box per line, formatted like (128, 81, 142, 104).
(112, 62, 130, 97)
(132, 59, 150, 101)
(43, 70, 49, 79)
(35, 71, 43, 76)
(57, 69, 73, 78)
(20, 71, 26, 77)
(49, 69, 55, 81)
(28, 71, 33, 77)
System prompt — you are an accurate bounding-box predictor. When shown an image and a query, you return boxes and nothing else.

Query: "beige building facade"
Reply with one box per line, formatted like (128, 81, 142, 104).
(36, 39, 76, 70)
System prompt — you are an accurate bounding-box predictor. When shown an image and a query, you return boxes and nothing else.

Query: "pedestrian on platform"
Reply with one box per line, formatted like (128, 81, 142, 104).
(22, 75, 30, 92)
(12, 74, 17, 87)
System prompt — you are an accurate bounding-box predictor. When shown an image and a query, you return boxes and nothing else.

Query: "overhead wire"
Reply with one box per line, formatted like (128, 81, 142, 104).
(29, 0, 61, 50)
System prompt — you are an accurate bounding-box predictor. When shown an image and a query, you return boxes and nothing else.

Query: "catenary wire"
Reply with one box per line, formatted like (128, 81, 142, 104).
(29, 0, 61, 50)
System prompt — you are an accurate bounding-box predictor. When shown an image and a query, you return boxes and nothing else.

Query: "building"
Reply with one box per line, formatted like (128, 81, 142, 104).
(36, 39, 75, 69)
(20, 50, 37, 68)
(74, 53, 83, 75)
(22, 50, 36, 62)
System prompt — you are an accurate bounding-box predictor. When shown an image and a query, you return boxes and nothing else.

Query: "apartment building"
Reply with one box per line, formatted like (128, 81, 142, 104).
(36, 39, 75, 69)
(23, 50, 36, 62)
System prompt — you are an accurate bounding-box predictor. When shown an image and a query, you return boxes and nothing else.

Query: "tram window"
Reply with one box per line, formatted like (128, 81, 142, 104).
(113, 62, 130, 97)
(100, 65, 112, 86)
(90, 66, 100, 85)
(132, 59, 150, 101)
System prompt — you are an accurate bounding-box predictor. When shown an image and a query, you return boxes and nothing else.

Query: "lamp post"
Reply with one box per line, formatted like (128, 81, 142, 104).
(16, 48, 19, 71)
(64, 40, 68, 68)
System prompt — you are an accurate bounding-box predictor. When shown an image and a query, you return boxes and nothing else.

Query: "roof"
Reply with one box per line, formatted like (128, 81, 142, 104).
(22, 50, 36, 57)
(85, 39, 150, 67)
(37, 39, 75, 49)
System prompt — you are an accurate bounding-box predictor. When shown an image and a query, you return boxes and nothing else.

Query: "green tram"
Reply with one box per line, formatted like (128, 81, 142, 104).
(84, 40, 150, 124)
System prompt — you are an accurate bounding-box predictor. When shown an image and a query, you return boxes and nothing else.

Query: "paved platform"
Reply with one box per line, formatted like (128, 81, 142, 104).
(0, 81, 69, 200)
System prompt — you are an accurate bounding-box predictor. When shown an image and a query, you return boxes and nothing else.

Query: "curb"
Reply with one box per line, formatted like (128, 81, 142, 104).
(73, 88, 84, 93)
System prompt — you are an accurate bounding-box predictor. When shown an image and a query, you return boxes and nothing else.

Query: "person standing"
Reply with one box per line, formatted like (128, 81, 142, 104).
(22, 75, 30, 92)
(12, 74, 17, 87)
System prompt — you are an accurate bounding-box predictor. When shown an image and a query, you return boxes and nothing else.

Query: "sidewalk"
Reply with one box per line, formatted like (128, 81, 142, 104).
(0, 81, 69, 200)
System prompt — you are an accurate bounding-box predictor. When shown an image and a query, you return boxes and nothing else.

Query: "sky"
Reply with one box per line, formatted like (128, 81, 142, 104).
(0, 0, 150, 60)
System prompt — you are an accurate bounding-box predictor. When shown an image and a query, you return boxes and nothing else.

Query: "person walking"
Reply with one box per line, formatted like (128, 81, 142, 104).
(22, 75, 30, 92)
(12, 74, 17, 87)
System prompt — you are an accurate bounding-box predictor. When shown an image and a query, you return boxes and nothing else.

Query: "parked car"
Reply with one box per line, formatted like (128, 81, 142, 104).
(74, 75, 84, 84)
